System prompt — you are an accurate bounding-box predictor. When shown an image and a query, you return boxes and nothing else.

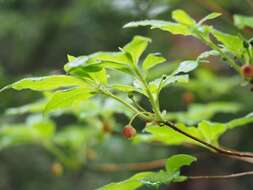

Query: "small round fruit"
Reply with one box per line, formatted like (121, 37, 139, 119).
(122, 125, 136, 139)
(241, 64, 253, 79)
(182, 91, 194, 105)
(51, 162, 63, 176)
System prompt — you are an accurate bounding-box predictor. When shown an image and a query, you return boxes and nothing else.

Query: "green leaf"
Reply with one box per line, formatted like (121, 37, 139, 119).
(212, 30, 244, 56)
(142, 53, 166, 70)
(140, 171, 176, 187)
(227, 114, 253, 129)
(112, 84, 136, 92)
(166, 102, 241, 125)
(198, 12, 222, 24)
(173, 60, 199, 75)
(99, 154, 195, 190)
(135, 113, 253, 147)
(99, 172, 154, 190)
(65, 52, 133, 77)
(67, 54, 76, 62)
(122, 36, 151, 64)
(94, 52, 131, 65)
(149, 74, 189, 95)
(123, 20, 171, 29)
(124, 20, 193, 36)
(172, 9, 196, 26)
(1, 75, 87, 92)
(0, 120, 55, 149)
(165, 154, 197, 174)
(53, 126, 96, 151)
(198, 121, 227, 145)
(88, 68, 108, 84)
(45, 87, 93, 113)
(197, 50, 220, 61)
(234, 15, 253, 29)
(5, 100, 46, 115)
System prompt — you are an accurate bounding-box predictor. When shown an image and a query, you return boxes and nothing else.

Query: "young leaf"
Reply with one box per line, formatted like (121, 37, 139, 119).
(1, 75, 87, 92)
(122, 36, 151, 64)
(172, 9, 196, 26)
(165, 154, 197, 174)
(234, 15, 253, 29)
(45, 87, 93, 113)
(198, 12, 222, 24)
(142, 53, 166, 70)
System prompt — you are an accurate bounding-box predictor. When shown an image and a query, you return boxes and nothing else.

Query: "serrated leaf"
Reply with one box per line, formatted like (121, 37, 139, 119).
(198, 12, 222, 24)
(172, 9, 196, 26)
(234, 15, 253, 29)
(165, 154, 197, 174)
(123, 36, 151, 64)
(124, 20, 193, 36)
(142, 53, 166, 70)
(1, 75, 87, 92)
(45, 87, 93, 113)
(173, 60, 199, 75)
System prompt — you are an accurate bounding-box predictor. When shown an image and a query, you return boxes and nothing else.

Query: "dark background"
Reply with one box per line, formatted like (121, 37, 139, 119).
(0, 0, 253, 189)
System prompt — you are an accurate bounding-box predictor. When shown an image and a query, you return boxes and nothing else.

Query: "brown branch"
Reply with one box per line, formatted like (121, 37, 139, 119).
(160, 121, 253, 159)
(92, 159, 166, 172)
(189, 171, 253, 180)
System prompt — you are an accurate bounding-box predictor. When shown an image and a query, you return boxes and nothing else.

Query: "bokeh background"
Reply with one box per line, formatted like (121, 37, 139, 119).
(0, 0, 253, 189)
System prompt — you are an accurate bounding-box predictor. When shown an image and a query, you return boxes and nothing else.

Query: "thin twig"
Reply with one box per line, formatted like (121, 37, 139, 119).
(160, 121, 253, 159)
(189, 171, 253, 180)
(92, 159, 166, 172)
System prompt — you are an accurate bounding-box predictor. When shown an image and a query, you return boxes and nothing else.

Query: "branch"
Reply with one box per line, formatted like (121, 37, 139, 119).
(189, 171, 253, 180)
(160, 121, 253, 159)
(92, 159, 166, 172)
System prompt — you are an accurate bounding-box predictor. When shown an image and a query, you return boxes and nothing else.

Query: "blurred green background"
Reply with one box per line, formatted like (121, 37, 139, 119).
(1, 0, 253, 189)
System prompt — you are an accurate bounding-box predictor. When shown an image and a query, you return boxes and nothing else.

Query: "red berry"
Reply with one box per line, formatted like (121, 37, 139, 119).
(241, 64, 253, 79)
(122, 125, 136, 139)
